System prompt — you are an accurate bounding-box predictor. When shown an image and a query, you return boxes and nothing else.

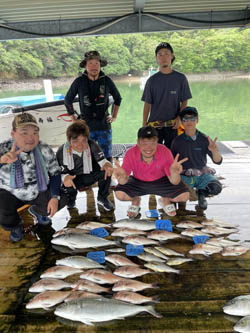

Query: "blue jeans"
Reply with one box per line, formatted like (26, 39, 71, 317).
(181, 173, 218, 190)
(90, 129, 112, 159)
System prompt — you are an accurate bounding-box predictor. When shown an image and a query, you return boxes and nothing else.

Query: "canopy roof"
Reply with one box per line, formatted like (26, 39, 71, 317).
(0, 0, 249, 40)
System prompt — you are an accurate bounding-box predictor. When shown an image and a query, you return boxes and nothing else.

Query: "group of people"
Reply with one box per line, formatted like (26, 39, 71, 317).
(0, 42, 223, 243)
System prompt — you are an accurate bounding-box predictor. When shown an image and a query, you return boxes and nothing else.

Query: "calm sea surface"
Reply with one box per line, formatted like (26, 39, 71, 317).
(1, 78, 250, 143)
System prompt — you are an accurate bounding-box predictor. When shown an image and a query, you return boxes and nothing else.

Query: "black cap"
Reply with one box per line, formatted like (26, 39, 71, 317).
(79, 50, 107, 68)
(155, 42, 174, 55)
(137, 126, 158, 139)
(179, 107, 198, 120)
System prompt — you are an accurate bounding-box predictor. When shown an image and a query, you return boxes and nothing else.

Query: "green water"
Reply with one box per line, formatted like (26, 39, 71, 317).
(1, 78, 250, 143)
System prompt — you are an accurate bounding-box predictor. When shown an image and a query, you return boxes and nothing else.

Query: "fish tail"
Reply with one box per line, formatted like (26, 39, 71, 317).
(145, 305, 162, 318)
(151, 282, 159, 289)
(151, 295, 160, 303)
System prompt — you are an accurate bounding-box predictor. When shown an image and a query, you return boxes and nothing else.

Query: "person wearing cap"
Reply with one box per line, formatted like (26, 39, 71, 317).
(56, 120, 114, 211)
(141, 42, 192, 148)
(64, 50, 122, 164)
(113, 126, 189, 218)
(0, 113, 67, 242)
(171, 107, 223, 210)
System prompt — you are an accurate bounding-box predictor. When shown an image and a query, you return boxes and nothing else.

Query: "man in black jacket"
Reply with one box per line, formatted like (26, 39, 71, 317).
(64, 51, 122, 163)
(56, 120, 114, 211)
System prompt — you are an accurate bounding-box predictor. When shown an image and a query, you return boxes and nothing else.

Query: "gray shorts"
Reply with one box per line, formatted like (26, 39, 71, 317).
(114, 176, 188, 199)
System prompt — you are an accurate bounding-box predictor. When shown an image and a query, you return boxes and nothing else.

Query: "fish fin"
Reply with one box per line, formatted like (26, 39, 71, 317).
(145, 305, 162, 318)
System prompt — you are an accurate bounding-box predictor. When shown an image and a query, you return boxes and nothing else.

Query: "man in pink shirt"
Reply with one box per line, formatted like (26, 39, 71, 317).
(114, 126, 189, 217)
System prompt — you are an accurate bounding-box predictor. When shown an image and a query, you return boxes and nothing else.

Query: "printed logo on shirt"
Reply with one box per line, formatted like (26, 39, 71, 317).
(170, 90, 177, 94)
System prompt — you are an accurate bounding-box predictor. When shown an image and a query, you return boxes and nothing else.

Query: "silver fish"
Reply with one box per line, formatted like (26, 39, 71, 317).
(113, 265, 151, 278)
(54, 297, 162, 325)
(176, 221, 203, 229)
(73, 279, 110, 293)
(144, 262, 180, 274)
(51, 233, 117, 250)
(202, 219, 238, 228)
(137, 252, 165, 263)
(189, 243, 222, 256)
(113, 219, 156, 231)
(26, 290, 71, 310)
(147, 230, 181, 241)
(29, 278, 75, 293)
(122, 235, 158, 246)
(111, 227, 146, 237)
(105, 254, 138, 267)
(56, 256, 104, 269)
(113, 291, 160, 304)
(221, 246, 249, 256)
(112, 279, 158, 292)
(40, 266, 82, 279)
(80, 269, 121, 284)
(167, 257, 193, 266)
(106, 247, 125, 253)
(53, 228, 89, 238)
(155, 246, 185, 257)
(76, 221, 111, 230)
(223, 295, 250, 316)
(234, 315, 250, 332)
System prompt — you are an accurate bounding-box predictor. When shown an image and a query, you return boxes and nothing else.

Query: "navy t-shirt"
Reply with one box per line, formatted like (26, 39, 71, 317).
(141, 70, 192, 121)
(171, 131, 222, 170)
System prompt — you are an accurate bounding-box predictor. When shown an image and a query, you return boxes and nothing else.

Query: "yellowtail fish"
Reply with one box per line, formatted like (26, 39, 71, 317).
(144, 262, 180, 274)
(113, 291, 160, 304)
(113, 219, 156, 231)
(137, 252, 165, 263)
(144, 247, 169, 260)
(167, 257, 193, 266)
(54, 297, 162, 325)
(155, 246, 185, 257)
(53, 228, 88, 238)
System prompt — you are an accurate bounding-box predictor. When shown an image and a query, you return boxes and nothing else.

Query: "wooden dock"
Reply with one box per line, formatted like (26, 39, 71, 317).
(0, 143, 250, 332)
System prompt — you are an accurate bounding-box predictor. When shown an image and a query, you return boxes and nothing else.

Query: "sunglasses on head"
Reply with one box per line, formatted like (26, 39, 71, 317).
(182, 116, 197, 122)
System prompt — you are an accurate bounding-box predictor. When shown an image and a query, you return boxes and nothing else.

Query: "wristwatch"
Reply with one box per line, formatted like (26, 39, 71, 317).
(52, 195, 60, 200)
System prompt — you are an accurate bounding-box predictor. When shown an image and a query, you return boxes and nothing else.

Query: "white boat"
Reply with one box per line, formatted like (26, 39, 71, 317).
(0, 99, 77, 146)
(140, 67, 158, 90)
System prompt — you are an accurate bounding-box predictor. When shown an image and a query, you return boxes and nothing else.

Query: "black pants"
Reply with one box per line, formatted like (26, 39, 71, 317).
(62, 171, 111, 202)
(0, 188, 68, 230)
(156, 127, 178, 149)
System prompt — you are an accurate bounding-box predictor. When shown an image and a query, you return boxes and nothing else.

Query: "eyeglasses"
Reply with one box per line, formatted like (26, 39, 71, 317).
(182, 117, 197, 123)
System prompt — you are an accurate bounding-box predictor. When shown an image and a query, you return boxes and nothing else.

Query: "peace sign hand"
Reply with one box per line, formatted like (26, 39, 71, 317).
(170, 153, 188, 176)
(113, 159, 128, 184)
(208, 136, 218, 153)
(0, 141, 22, 164)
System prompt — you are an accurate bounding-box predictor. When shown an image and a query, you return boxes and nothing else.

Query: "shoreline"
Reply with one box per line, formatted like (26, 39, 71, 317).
(0, 71, 250, 92)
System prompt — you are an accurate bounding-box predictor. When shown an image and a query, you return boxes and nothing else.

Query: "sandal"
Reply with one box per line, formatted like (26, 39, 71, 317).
(127, 205, 141, 218)
(158, 198, 176, 217)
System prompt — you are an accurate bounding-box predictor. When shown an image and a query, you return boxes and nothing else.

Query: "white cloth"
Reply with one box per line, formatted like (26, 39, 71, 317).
(62, 143, 93, 174)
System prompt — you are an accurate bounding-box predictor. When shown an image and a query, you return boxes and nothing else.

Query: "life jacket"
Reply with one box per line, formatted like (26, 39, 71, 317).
(81, 72, 108, 121)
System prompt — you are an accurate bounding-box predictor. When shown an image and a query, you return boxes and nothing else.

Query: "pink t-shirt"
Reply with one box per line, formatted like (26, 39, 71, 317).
(122, 144, 174, 182)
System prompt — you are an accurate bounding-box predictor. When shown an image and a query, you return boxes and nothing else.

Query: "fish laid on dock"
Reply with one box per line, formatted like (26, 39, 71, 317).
(147, 230, 181, 241)
(56, 255, 104, 269)
(122, 235, 158, 246)
(137, 252, 166, 263)
(155, 246, 185, 257)
(105, 254, 139, 267)
(76, 221, 111, 230)
(167, 257, 193, 266)
(181, 228, 211, 238)
(40, 266, 82, 279)
(206, 237, 242, 248)
(26, 290, 71, 310)
(201, 226, 238, 235)
(112, 279, 158, 292)
(113, 266, 152, 278)
(111, 227, 147, 237)
(113, 291, 160, 304)
(54, 297, 162, 324)
(144, 262, 180, 274)
(176, 221, 203, 229)
(73, 279, 110, 293)
(53, 228, 89, 238)
(80, 269, 121, 284)
(234, 315, 250, 332)
(221, 246, 249, 256)
(223, 295, 250, 316)
(29, 278, 76, 293)
(64, 291, 101, 302)
(51, 233, 117, 250)
(144, 247, 169, 260)
(189, 243, 222, 256)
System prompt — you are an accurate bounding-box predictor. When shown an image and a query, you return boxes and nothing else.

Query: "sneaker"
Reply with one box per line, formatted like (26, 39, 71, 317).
(10, 222, 23, 242)
(97, 197, 114, 211)
(28, 206, 51, 225)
